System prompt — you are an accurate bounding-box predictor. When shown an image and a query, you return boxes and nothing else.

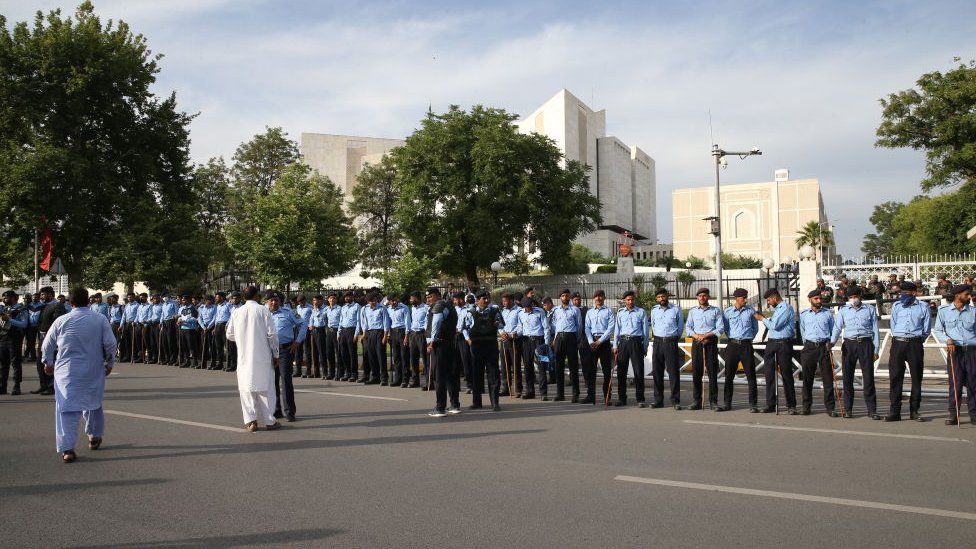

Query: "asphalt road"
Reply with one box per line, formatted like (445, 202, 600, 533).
(2, 362, 975, 548)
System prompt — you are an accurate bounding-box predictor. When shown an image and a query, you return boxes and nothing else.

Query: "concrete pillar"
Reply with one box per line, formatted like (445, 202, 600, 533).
(799, 258, 820, 307)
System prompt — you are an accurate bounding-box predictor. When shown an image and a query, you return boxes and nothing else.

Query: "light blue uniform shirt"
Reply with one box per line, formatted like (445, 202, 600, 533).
(340, 302, 360, 329)
(356, 304, 390, 337)
(613, 307, 649, 350)
(198, 304, 216, 329)
(723, 305, 758, 340)
(324, 305, 342, 328)
(831, 303, 880, 348)
(296, 304, 313, 327)
(162, 299, 179, 321)
(890, 300, 931, 338)
(799, 307, 834, 343)
(92, 302, 109, 322)
(3, 305, 28, 330)
(271, 307, 306, 344)
(933, 303, 976, 346)
(551, 304, 584, 337)
(309, 306, 325, 328)
(685, 305, 725, 337)
(763, 301, 795, 339)
(650, 303, 683, 338)
(501, 305, 521, 334)
(136, 302, 153, 323)
(178, 305, 200, 330)
(215, 302, 232, 323)
(388, 303, 411, 330)
(585, 305, 615, 344)
(151, 303, 163, 323)
(41, 308, 116, 412)
(409, 304, 429, 333)
(515, 307, 551, 341)
(109, 304, 124, 324)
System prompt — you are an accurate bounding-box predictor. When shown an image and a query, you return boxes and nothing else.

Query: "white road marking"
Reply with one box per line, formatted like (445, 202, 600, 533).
(614, 475, 976, 521)
(683, 419, 970, 443)
(105, 410, 242, 433)
(294, 389, 407, 402)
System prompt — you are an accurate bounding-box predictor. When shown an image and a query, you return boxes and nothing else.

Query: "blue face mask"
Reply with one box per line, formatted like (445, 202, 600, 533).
(899, 292, 916, 306)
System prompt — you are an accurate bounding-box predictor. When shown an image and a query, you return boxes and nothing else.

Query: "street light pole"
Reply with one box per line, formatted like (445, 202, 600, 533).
(710, 144, 762, 309)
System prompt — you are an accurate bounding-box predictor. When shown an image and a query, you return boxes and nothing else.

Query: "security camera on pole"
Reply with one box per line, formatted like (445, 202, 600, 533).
(709, 144, 762, 309)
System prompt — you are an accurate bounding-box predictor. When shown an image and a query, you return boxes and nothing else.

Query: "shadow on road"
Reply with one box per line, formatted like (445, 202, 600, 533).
(2, 477, 171, 496)
(73, 527, 344, 548)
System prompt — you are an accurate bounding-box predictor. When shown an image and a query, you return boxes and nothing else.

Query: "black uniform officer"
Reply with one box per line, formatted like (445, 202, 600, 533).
(466, 290, 503, 410)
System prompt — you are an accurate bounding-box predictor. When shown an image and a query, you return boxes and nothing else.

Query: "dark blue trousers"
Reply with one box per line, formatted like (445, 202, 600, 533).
(274, 344, 296, 417)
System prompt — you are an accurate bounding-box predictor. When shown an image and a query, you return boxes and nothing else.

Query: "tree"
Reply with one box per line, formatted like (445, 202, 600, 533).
(876, 59, 976, 191)
(889, 185, 976, 256)
(721, 253, 763, 269)
(683, 256, 709, 269)
(549, 242, 605, 275)
(226, 164, 356, 289)
(861, 201, 904, 259)
(378, 251, 435, 296)
(391, 105, 601, 287)
(349, 155, 401, 275)
(795, 220, 834, 261)
(0, 3, 197, 285)
(192, 157, 232, 265)
(230, 126, 300, 198)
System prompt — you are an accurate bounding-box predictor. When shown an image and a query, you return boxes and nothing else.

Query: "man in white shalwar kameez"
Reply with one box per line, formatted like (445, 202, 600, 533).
(226, 286, 280, 431)
(42, 288, 117, 463)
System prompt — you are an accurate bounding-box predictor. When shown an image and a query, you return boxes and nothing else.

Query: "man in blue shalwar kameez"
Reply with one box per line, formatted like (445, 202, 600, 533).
(42, 287, 117, 463)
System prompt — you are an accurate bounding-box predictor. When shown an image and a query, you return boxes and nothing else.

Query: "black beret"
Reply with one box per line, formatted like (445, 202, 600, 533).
(39, 286, 54, 293)
(215, 291, 227, 298)
(410, 291, 421, 299)
(524, 287, 534, 293)
(520, 297, 533, 308)
(570, 291, 581, 299)
(559, 288, 571, 296)
(426, 287, 441, 296)
(622, 290, 636, 298)
(846, 287, 862, 297)
(476, 289, 490, 299)
(387, 293, 398, 301)
(326, 292, 337, 298)
(655, 288, 668, 296)
(807, 289, 821, 298)
(763, 288, 781, 299)
(452, 291, 465, 300)
(592, 289, 605, 298)
(1, 290, 17, 298)
(732, 288, 748, 298)
(343, 291, 354, 297)
(696, 287, 710, 296)
(542, 296, 553, 305)
(951, 284, 972, 295)
(900, 281, 917, 291)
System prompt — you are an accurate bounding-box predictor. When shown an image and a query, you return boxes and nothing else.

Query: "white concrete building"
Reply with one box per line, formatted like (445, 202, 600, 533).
(516, 89, 657, 257)
(300, 133, 404, 201)
(672, 169, 832, 264)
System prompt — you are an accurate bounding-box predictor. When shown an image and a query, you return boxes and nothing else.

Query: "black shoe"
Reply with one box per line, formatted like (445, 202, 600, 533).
(285, 414, 296, 422)
(650, 402, 663, 409)
(673, 404, 684, 411)
(828, 410, 839, 418)
(869, 413, 882, 420)
(750, 407, 760, 413)
(553, 396, 565, 402)
(842, 412, 853, 418)
(637, 402, 648, 409)
(408, 381, 420, 388)
(884, 414, 901, 422)
(273, 411, 283, 419)
(801, 409, 811, 416)
(365, 379, 380, 385)
(10, 384, 21, 396)
(716, 406, 729, 412)
(688, 404, 703, 410)
(541, 396, 550, 402)
(30, 387, 46, 394)
(788, 408, 799, 415)
(492, 404, 501, 412)
(571, 396, 579, 403)
(301, 374, 309, 379)
(709, 403, 719, 411)
(946, 417, 959, 426)
(910, 413, 925, 422)
(970, 415, 976, 424)
(380, 381, 389, 386)
(421, 386, 430, 391)
(357, 378, 367, 383)
(581, 396, 595, 404)
(761, 406, 775, 413)
(292, 372, 302, 378)
(613, 401, 627, 407)
(521, 393, 535, 400)
(468, 404, 483, 410)
(61, 450, 77, 463)
(88, 436, 102, 450)
(40, 387, 54, 395)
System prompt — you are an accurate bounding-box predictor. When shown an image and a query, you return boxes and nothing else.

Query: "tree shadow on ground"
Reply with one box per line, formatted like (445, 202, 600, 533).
(74, 527, 343, 548)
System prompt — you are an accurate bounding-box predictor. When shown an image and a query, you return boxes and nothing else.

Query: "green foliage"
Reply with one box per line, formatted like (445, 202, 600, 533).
(794, 220, 834, 250)
(861, 201, 904, 259)
(391, 105, 601, 286)
(720, 253, 763, 269)
(502, 253, 531, 276)
(595, 265, 617, 273)
(0, 3, 199, 285)
(876, 59, 976, 191)
(226, 164, 356, 289)
(683, 256, 709, 269)
(230, 126, 300, 198)
(349, 155, 401, 274)
(378, 250, 435, 296)
(649, 274, 669, 291)
(631, 275, 657, 311)
(889, 184, 976, 255)
(675, 271, 696, 296)
(192, 157, 233, 266)
(550, 243, 605, 274)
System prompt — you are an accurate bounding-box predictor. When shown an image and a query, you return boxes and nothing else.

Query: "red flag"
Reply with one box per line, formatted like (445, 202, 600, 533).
(39, 228, 53, 271)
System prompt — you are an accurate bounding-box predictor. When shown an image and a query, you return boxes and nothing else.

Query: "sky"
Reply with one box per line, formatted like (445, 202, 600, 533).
(3, 0, 975, 257)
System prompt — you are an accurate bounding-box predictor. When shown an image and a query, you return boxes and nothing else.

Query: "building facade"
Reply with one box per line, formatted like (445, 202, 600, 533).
(516, 89, 657, 258)
(300, 133, 405, 201)
(672, 169, 831, 264)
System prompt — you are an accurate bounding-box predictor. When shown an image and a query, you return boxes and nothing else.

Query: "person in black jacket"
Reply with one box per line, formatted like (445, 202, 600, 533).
(426, 288, 459, 417)
(466, 290, 504, 411)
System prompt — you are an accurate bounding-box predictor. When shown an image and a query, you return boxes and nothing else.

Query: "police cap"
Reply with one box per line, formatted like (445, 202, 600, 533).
(899, 281, 917, 292)
(846, 287, 862, 297)
(763, 288, 781, 299)
(807, 289, 821, 298)
(592, 289, 605, 298)
(559, 288, 571, 297)
(950, 284, 972, 295)
(696, 287, 710, 296)
(476, 289, 490, 299)
(732, 288, 748, 298)
(622, 290, 636, 299)
(655, 288, 668, 297)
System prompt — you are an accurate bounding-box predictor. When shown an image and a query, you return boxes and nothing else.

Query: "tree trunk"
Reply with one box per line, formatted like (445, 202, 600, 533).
(464, 266, 480, 290)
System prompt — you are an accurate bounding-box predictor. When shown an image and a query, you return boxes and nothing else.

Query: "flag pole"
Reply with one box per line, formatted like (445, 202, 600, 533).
(33, 228, 39, 292)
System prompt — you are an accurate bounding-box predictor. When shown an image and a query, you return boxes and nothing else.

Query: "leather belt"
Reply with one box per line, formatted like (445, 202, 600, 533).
(805, 339, 829, 344)
(653, 336, 678, 342)
(728, 338, 753, 344)
(893, 336, 922, 342)
(844, 337, 872, 343)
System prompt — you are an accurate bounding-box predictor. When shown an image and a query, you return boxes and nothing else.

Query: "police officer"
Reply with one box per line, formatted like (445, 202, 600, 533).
(119, 292, 138, 363)
(145, 294, 162, 364)
(177, 295, 201, 368)
(107, 292, 123, 346)
(612, 290, 649, 407)
(572, 292, 594, 403)
(798, 289, 837, 416)
(213, 292, 231, 371)
(338, 291, 361, 382)
(386, 293, 411, 387)
(198, 295, 217, 370)
(649, 288, 682, 409)
(407, 291, 430, 389)
(515, 297, 549, 400)
(426, 288, 460, 417)
(0, 290, 28, 395)
(933, 284, 976, 425)
(294, 295, 313, 378)
(755, 288, 797, 414)
(685, 288, 724, 411)
(452, 292, 474, 393)
(466, 290, 503, 410)
(225, 292, 242, 372)
(550, 289, 584, 402)
(885, 281, 930, 422)
(356, 292, 390, 385)
(267, 291, 306, 422)
(33, 286, 62, 394)
(585, 290, 615, 405)
(499, 292, 522, 397)
(135, 293, 152, 363)
(320, 293, 342, 381)
(830, 287, 881, 419)
(721, 288, 759, 412)
(160, 293, 179, 365)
